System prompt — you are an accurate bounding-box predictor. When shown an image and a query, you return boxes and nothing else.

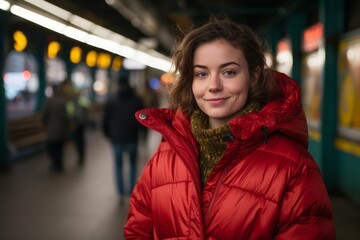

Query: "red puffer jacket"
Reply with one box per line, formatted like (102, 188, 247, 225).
(124, 71, 336, 239)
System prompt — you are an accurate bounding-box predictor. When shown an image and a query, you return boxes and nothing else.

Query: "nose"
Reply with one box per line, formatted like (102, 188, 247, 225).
(208, 74, 223, 92)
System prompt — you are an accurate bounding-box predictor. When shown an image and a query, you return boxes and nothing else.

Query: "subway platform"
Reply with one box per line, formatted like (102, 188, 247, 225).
(1, 128, 360, 240)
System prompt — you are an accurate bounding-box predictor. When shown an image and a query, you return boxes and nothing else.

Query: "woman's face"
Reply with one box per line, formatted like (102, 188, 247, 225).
(192, 38, 254, 129)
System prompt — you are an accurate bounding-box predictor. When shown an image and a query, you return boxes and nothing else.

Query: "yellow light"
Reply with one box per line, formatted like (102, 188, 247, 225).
(112, 56, 122, 70)
(97, 52, 111, 68)
(47, 41, 60, 59)
(70, 46, 82, 64)
(86, 50, 97, 67)
(13, 30, 27, 52)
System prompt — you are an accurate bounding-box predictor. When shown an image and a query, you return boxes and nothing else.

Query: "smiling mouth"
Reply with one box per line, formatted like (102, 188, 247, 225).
(206, 97, 228, 106)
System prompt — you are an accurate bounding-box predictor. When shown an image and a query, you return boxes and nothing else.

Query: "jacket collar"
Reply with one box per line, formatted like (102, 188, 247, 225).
(135, 108, 201, 190)
(228, 71, 308, 149)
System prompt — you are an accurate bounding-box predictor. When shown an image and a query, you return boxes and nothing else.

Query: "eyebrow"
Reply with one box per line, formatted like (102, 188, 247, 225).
(193, 61, 241, 69)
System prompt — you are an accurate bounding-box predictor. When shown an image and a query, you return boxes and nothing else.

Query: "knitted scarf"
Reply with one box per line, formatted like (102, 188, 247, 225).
(191, 102, 261, 186)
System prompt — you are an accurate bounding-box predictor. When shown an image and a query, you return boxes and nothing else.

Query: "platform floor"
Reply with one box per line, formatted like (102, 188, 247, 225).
(1, 128, 360, 240)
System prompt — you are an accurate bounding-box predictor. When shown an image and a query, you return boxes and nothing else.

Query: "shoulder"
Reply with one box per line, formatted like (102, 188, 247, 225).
(260, 133, 319, 171)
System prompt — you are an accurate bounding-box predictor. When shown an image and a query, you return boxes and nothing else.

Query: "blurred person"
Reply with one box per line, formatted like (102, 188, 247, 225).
(42, 84, 69, 173)
(102, 74, 144, 202)
(124, 17, 336, 239)
(67, 88, 90, 167)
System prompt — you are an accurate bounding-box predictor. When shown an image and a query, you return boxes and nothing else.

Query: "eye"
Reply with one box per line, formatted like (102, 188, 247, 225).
(223, 70, 236, 77)
(194, 71, 208, 78)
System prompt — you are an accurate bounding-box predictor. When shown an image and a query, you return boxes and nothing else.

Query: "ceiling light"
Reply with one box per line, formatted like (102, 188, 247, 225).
(24, 0, 71, 20)
(0, 0, 10, 11)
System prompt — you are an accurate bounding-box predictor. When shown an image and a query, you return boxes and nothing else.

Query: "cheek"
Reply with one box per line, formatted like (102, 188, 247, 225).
(192, 81, 203, 99)
(227, 81, 249, 97)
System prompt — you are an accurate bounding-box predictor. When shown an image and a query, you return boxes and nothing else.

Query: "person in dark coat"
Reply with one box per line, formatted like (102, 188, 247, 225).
(42, 84, 70, 173)
(102, 75, 144, 200)
(67, 89, 90, 167)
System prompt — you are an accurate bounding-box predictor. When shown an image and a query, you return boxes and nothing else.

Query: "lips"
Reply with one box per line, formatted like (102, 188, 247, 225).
(205, 97, 229, 106)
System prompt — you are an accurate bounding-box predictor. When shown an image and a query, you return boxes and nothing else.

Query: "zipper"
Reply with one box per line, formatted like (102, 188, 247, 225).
(261, 125, 268, 143)
(203, 168, 228, 228)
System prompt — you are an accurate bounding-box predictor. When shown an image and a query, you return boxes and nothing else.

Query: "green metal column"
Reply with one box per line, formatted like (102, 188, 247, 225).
(90, 67, 96, 102)
(265, 26, 281, 68)
(62, 42, 73, 82)
(287, 12, 306, 85)
(319, 0, 344, 190)
(35, 37, 46, 112)
(0, 12, 8, 166)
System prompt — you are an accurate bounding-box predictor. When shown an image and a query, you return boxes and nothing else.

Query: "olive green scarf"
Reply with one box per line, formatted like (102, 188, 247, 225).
(191, 102, 261, 186)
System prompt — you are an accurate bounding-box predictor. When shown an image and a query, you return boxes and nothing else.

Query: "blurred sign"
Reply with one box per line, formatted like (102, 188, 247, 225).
(338, 35, 360, 141)
(303, 22, 323, 52)
(275, 38, 293, 76)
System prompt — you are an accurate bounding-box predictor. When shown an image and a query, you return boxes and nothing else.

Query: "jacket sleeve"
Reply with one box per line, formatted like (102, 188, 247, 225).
(124, 158, 154, 239)
(274, 160, 336, 240)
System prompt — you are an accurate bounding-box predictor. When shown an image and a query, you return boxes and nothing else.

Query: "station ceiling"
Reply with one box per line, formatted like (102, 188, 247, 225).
(36, 0, 315, 56)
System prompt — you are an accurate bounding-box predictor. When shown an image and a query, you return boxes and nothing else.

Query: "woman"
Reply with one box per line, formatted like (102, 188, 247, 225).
(124, 17, 336, 239)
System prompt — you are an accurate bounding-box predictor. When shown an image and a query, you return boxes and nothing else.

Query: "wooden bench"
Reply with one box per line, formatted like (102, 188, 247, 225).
(8, 114, 47, 150)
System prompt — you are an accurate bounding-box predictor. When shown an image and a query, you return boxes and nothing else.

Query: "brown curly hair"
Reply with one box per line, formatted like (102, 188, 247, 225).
(169, 16, 278, 115)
